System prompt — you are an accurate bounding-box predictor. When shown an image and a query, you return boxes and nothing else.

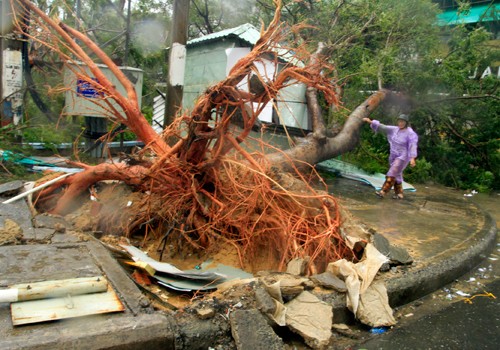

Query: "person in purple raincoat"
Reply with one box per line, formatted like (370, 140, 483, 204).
(362, 114, 418, 199)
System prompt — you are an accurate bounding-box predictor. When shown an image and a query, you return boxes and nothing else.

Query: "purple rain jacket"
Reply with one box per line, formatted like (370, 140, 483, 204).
(370, 120, 419, 183)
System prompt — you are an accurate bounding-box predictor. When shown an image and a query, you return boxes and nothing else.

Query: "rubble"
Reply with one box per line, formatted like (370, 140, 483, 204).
(372, 232, 413, 265)
(0, 180, 24, 197)
(230, 309, 285, 350)
(0, 177, 494, 349)
(310, 271, 347, 292)
(285, 291, 333, 349)
(286, 256, 310, 276)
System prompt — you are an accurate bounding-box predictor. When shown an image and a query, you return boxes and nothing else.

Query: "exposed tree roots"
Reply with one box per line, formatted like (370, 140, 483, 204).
(10, 0, 383, 273)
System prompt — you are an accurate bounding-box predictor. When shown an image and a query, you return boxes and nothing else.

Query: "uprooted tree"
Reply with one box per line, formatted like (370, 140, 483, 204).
(11, 0, 388, 273)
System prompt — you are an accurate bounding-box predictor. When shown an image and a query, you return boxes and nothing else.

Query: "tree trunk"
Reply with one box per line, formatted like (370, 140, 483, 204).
(266, 90, 388, 172)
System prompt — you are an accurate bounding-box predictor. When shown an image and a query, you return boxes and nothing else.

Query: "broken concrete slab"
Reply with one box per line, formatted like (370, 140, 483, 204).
(285, 291, 333, 349)
(311, 272, 347, 292)
(255, 285, 277, 315)
(286, 256, 310, 276)
(230, 309, 285, 350)
(372, 232, 413, 265)
(0, 241, 175, 349)
(50, 230, 87, 244)
(33, 213, 69, 232)
(0, 180, 24, 197)
(0, 200, 35, 232)
(260, 273, 313, 299)
(31, 227, 56, 242)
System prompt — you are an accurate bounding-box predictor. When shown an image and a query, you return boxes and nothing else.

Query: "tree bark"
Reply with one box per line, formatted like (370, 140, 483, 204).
(266, 90, 388, 172)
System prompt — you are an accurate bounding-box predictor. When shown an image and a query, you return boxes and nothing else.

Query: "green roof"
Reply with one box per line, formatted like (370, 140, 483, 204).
(437, 3, 499, 26)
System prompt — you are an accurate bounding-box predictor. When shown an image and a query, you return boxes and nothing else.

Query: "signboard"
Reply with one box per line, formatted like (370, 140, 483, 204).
(76, 78, 103, 98)
(2, 49, 23, 125)
(64, 62, 143, 118)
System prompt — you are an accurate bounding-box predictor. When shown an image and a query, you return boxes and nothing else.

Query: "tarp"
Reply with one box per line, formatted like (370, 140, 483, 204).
(318, 159, 416, 192)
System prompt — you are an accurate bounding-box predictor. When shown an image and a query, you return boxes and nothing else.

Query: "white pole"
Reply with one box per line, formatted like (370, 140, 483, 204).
(2, 173, 73, 204)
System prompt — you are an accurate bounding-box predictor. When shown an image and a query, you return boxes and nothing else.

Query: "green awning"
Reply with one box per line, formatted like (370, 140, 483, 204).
(437, 4, 499, 26)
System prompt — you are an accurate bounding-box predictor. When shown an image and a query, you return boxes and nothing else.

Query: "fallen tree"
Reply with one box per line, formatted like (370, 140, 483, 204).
(12, 0, 387, 273)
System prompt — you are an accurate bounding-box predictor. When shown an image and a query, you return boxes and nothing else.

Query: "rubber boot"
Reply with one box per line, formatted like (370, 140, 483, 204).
(376, 176, 395, 198)
(393, 182, 404, 199)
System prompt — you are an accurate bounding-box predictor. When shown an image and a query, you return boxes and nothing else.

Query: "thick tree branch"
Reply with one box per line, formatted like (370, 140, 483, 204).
(266, 90, 388, 172)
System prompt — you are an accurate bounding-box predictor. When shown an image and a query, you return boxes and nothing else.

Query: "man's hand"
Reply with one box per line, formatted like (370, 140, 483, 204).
(410, 158, 416, 167)
(362, 118, 372, 124)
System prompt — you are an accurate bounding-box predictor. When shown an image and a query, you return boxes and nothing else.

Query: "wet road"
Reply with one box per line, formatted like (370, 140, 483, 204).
(357, 278, 499, 350)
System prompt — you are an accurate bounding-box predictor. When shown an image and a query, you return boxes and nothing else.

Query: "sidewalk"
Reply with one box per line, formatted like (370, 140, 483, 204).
(327, 177, 498, 306)
(0, 177, 497, 349)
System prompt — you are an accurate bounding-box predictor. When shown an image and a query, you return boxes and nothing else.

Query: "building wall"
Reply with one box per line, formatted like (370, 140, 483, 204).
(183, 40, 239, 109)
(182, 40, 310, 130)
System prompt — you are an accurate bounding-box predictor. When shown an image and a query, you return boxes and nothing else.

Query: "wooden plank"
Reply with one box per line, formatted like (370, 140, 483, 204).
(11, 289, 125, 326)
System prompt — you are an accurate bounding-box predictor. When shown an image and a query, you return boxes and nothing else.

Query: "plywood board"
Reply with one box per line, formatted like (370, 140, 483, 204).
(11, 289, 124, 326)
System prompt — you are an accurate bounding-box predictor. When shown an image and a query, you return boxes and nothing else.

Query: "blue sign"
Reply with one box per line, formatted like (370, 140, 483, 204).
(77, 78, 103, 98)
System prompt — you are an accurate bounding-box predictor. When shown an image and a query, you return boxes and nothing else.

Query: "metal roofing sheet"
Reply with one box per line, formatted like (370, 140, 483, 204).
(187, 23, 261, 46)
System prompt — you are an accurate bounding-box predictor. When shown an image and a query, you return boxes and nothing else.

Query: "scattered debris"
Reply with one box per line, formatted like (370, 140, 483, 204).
(371, 233, 413, 265)
(196, 307, 216, 319)
(0, 276, 108, 302)
(285, 291, 333, 349)
(121, 245, 252, 292)
(2, 173, 72, 204)
(1, 276, 124, 326)
(310, 271, 347, 292)
(230, 309, 285, 350)
(286, 256, 310, 276)
(369, 326, 389, 334)
(463, 190, 478, 197)
(11, 288, 124, 325)
(328, 244, 390, 320)
(463, 291, 496, 304)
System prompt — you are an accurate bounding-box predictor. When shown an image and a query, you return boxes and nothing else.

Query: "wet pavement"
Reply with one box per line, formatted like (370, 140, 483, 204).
(323, 175, 499, 350)
(358, 280, 500, 350)
(326, 176, 493, 263)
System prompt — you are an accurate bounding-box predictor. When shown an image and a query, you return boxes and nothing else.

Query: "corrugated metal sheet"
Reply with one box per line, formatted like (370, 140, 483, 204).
(187, 23, 261, 46)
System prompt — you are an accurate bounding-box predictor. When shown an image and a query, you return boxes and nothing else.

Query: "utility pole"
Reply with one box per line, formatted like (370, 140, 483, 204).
(0, 0, 5, 125)
(0, 0, 23, 127)
(124, 0, 131, 66)
(163, 0, 190, 128)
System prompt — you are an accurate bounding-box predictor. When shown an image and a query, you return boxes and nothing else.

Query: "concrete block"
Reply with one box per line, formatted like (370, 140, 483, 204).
(0, 181, 24, 197)
(230, 309, 284, 350)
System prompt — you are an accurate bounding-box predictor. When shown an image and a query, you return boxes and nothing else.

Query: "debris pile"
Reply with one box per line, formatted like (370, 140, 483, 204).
(0, 178, 413, 349)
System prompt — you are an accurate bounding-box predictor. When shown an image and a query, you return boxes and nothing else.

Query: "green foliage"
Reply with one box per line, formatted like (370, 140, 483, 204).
(405, 158, 432, 184)
(22, 122, 83, 145)
(18, 0, 500, 194)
